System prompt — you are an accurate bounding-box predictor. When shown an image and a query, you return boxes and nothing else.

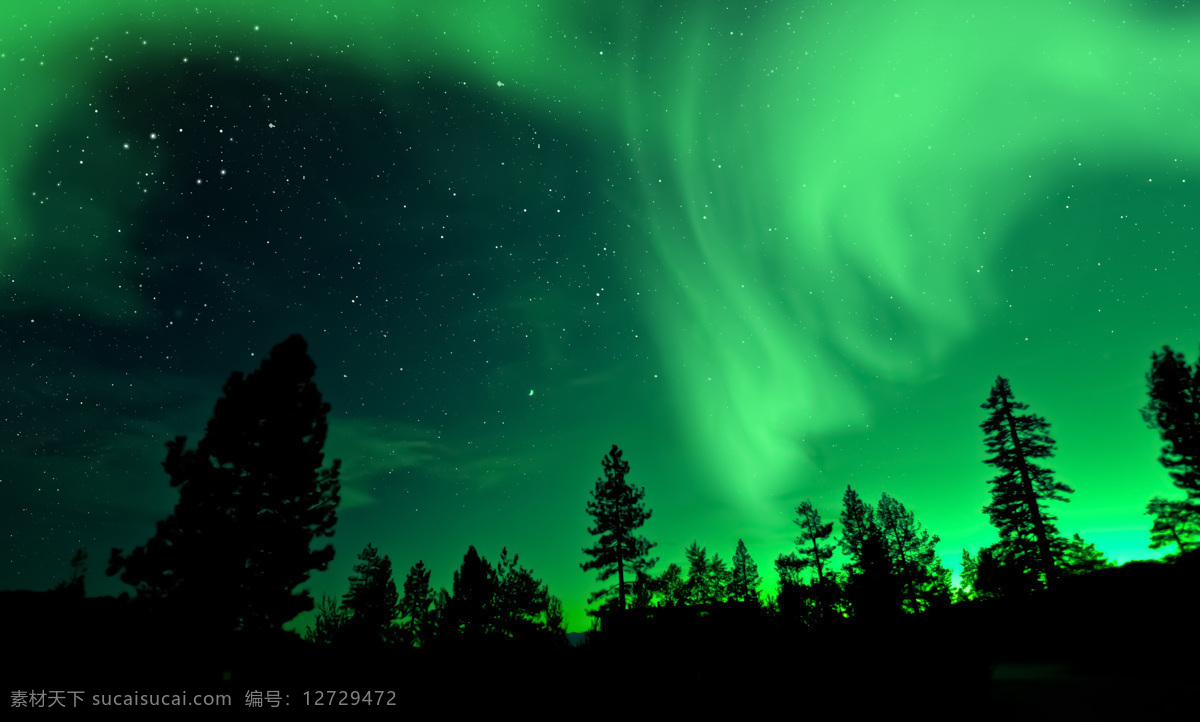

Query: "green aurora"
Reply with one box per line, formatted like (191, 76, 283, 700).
(2, 1, 1197, 633)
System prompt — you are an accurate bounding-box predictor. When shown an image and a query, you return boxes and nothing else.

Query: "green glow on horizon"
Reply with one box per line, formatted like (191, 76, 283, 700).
(4, 1, 1197, 634)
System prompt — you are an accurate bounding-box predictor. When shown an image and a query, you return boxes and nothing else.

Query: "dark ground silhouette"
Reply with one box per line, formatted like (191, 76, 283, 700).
(6, 554, 1194, 713)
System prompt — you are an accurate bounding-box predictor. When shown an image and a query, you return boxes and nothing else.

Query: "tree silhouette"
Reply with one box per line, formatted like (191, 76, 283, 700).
(923, 556, 954, 611)
(435, 545, 556, 644)
(972, 542, 1037, 599)
(399, 560, 434, 647)
(980, 376, 1071, 588)
(792, 500, 835, 585)
(876, 492, 948, 612)
(774, 500, 839, 623)
(1146, 497, 1200, 558)
(495, 547, 550, 641)
(834, 487, 951, 617)
(707, 553, 730, 604)
(443, 546, 499, 643)
(107, 334, 341, 635)
(1142, 346, 1200, 556)
(833, 487, 896, 618)
(431, 588, 452, 642)
(681, 542, 733, 604)
(774, 553, 806, 590)
(342, 543, 399, 644)
(305, 593, 348, 646)
(545, 595, 566, 635)
(684, 542, 713, 604)
(657, 562, 688, 606)
(581, 444, 657, 615)
(957, 549, 978, 602)
(729, 539, 762, 604)
(773, 552, 806, 619)
(852, 517, 902, 620)
(630, 567, 657, 609)
(53, 548, 87, 597)
(1061, 533, 1113, 574)
(838, 486, 875, 569)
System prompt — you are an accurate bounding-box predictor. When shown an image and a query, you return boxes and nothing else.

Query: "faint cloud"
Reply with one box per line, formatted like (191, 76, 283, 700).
(568, 365, 625, 387)
(325, 418, 446, 509)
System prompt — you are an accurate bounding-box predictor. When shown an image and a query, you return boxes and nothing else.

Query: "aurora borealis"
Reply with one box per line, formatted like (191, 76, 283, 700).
(3, 1, 1197, 634)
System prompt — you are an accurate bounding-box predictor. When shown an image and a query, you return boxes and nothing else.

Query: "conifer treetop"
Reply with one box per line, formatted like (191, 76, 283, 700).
(581, 445, 657, 614)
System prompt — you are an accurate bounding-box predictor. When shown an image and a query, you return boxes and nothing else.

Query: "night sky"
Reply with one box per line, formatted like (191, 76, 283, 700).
(3, 1, 1197, 634)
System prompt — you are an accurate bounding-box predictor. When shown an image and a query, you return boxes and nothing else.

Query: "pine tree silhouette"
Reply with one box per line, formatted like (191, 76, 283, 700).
(53, 548, 87, 597)
(855, 517, 902, 620)
(1142, 346, 1200, 557)
(305, 593, 348, 646)
(838, 486, 874, 569)
(684, 541, 712, 604)
(581, 445, 657, 615)
(972, 542, 1034, 598)
(444, 546, 499, 643)
(839, 487, 898, 618)
(729, 539, 762, 604)
(107, 334, 341, 636)
(957, 549, 979, 602)
(399, 560, 434, 647)
(545, 595, 566, 636)
(494, 547, 550, 641)
(1061, 533, 1113, 575)
(657, 562, 688, 606)
(776, 500, 838, 623)
(1145, 497, 1200, 558)
(980, 376, 1071, 589)
(876, 492, 947, 612)
(342, 543, 399, 645)
(792, 500, 835, 585)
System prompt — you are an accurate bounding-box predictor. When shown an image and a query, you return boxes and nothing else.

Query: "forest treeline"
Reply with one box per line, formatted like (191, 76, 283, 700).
(8, 335, 1200, 706)
(576, 347, 1199, 625)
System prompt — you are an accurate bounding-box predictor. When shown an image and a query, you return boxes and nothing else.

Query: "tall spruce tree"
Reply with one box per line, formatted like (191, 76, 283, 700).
(657, 562, 688, 606)
(855, 517, 903, 620)
(838, 487, 899, 619)
(708, 552, 730, 604)
(399, 560, 434, 647)
(980, 376, 1072, 589)
(495, 547, 551, 640)
(957, 549, 979, 602)
(876, 492, 947, 612)
(838, 486, 875, 569)
(436, 546, 552, 643)
(792, 500, 835, 585)
(1142, 346, 1200, 557)
(729, 539, 762, 604)
(431, 588, 452, 640)
(443, 546, 499, 643)
(581, 444, 657, 615)
(107, 334, 341, 635)
(684, 541, 713, 604)
(776, 500, 838, 623)
(342, 543, 399, 644)
(546, 595, 566, 636)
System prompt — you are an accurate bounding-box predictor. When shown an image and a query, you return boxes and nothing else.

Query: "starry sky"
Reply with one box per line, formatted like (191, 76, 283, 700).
(3, 1, 1197, 634)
